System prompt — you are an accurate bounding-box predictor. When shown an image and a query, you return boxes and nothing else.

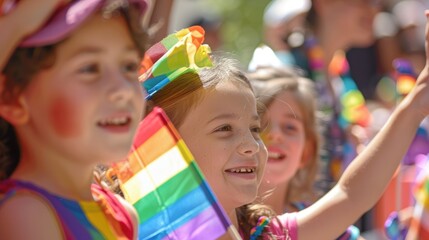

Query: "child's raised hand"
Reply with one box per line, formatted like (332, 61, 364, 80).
(403, 11, 429, 119)
(5, 0, 69, 37)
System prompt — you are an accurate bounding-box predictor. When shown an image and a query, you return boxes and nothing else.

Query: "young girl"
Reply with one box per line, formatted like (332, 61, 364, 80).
(248, 66, 360, 239)
(141, 13, 429, 238)
(248, 67, 320, 213)
(0, 0, 148, 239)
(251, 0, 378, 195)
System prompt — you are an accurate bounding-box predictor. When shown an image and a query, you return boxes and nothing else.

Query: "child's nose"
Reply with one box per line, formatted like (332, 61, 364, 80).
(265, 126, 283, 143)
(238, 132, 260, 156)
(107, 71, 134, 103)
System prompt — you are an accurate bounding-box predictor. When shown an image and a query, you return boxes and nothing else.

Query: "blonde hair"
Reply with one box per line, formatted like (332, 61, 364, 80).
(247, 66, 321, 205)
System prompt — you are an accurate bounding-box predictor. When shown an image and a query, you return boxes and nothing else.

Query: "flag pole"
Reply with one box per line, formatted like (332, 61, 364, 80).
(227, 225, 242, 240)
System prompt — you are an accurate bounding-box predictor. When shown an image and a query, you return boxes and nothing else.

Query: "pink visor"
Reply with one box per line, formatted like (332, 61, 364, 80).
(1, 0, 147, 47)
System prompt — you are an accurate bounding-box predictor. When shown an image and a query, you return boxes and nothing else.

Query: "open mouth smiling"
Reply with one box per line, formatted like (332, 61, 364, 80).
(268, 151, 286, 161)
(97, 116, 131, 126)
(225, 167, 256, 173)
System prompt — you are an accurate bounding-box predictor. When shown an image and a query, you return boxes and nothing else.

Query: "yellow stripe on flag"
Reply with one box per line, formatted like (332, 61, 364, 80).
(128, 126, 177, 173)
(122, 145, 190, 204)
(176, 140, 195, 165)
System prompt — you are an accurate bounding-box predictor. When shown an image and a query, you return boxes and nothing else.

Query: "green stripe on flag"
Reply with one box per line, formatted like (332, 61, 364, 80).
(134, 164, 203, 222)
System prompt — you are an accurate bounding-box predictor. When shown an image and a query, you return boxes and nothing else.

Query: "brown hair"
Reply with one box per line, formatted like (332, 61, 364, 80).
(247, 66, 321, 205)
(147, 55, 278, 239)
(0, 3, 148, 181)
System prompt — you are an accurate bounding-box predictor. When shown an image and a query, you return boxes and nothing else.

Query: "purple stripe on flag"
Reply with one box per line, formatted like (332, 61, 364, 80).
(163, 206, 227, 240)
(197, 167, 232, 227)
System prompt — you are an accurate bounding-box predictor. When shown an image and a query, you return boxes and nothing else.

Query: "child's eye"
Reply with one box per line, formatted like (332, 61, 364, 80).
(122, 61, 140, 80)
(123, 61, 139, 73)
(78, 64, 99, 74)
(251, 126, 262, 140)
(76, 63, 100, 82)
(215, 125, 232, 132)
(251, 126, 261, 134)
(281, 123, 299, 134)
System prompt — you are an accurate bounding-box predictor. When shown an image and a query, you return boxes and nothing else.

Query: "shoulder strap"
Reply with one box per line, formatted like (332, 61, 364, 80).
(0, 179, 68, 239)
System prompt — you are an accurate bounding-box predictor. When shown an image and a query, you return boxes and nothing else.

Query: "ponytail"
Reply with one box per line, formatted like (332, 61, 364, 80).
(237, 203, 278, 239)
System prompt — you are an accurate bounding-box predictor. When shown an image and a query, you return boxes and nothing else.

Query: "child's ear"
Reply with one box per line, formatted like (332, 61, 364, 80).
(0, 74, 29, 125)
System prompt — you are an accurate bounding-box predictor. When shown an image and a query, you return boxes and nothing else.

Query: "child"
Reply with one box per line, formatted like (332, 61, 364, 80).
(145, 54, 270, 239)
(248, 66, 320, 213)
(252, 0, 377, 196)
(248, 66, 361, 239)
(0, 0, 148, 239)
(141, 12, 429, 238)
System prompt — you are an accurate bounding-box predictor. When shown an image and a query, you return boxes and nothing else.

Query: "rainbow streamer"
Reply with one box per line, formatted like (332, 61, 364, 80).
(306, 39, 370, 128)
(407, 156, 429, 239)
(330, 52, 370, 128)
(113, 107, 232, 240)
(139, 26, 212, 99)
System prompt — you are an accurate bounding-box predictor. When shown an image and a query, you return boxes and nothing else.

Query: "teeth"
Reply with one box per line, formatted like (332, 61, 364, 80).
(269, 152, 284, 159)
(229, 168, 255, 173)
(99, 117, 128, 126)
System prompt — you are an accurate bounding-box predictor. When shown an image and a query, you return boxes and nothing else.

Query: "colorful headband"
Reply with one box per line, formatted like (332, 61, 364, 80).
(139, 25, 213, 99)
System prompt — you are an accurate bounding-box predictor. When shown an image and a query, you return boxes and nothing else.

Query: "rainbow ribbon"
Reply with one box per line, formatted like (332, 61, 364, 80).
(249, 216, 270, 240)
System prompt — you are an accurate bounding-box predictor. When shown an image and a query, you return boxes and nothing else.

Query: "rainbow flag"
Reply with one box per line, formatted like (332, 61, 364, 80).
(113, 107, 234, 240)
(139, 26, 212, 99)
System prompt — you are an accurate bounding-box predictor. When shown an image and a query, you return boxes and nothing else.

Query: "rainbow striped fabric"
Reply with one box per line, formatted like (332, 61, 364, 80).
(0, 179, 134, 239)
(113, 107, 233, 240)
(139, 26, 212, 99)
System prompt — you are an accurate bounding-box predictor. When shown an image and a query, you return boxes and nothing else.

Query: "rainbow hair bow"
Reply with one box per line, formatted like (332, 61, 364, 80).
(139, 26, 213, 99)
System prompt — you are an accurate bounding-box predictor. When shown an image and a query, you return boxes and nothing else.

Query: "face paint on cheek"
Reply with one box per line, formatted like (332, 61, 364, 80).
(48, 95, 81, 137)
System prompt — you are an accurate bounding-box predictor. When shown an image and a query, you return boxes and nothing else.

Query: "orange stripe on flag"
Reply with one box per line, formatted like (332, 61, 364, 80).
(128, 126, 177, 173)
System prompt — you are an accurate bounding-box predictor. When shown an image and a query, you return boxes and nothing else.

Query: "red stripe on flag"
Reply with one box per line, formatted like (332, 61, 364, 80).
(132, 108, 179, 147)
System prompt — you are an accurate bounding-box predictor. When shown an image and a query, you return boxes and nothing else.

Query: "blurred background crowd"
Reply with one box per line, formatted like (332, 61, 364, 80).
(162, 0, 429, 239)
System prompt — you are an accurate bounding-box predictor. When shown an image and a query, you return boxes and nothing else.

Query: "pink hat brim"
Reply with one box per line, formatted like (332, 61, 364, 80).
(19, 0, 146, 47)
